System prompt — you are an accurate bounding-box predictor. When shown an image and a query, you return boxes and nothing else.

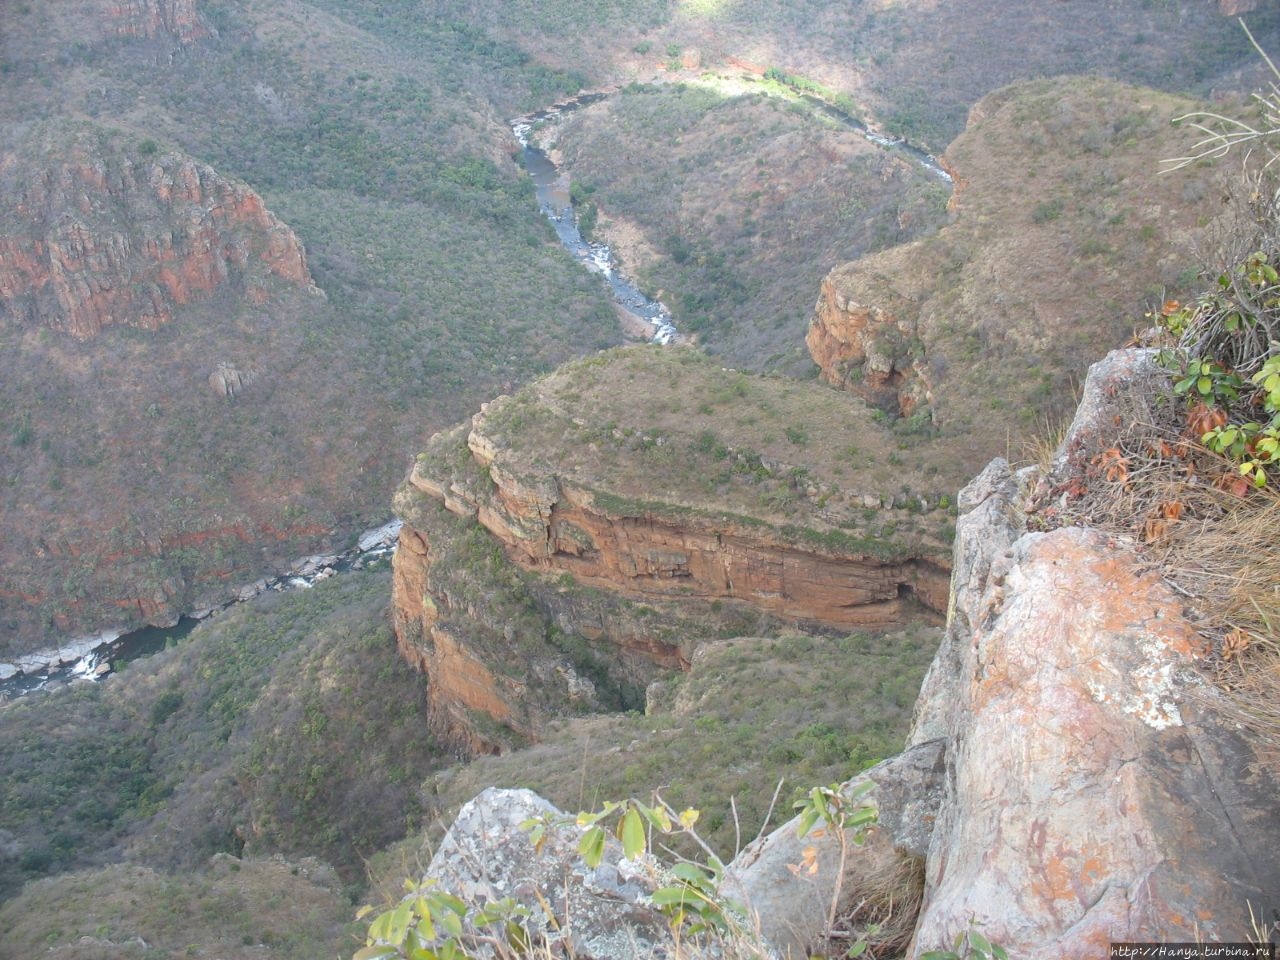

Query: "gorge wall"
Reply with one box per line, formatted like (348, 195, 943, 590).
(0, 121, 338, 657)
(0, 124, 314, 340)
(391, 348, 958, 754)
(412, 350, 1280, 958)
(105, 0, 211, 43)
(806, 77, 1229, 453)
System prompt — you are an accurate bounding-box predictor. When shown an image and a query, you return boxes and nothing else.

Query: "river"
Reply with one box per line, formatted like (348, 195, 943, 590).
(509, 80, 951, 345)
(0, 519, 402, 700)
(512, 96, 679, 344)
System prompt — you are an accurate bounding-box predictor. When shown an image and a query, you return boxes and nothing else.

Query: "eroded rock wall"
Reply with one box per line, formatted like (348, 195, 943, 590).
(807, 271, 932, 417)
(0, 129, 315, 339)
(415, 351, 1280, 956)
(392, 405, 950, 752)
(105, 0, 211, 42)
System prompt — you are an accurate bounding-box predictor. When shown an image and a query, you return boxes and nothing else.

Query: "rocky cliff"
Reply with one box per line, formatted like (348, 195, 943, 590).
(0, 123, 314, 340)
(807, 78, 1228, 449)
(409, 350, 1280, 957)
(105, 0, 211, 43)
(392, 347, 959, 753)
(806, 271, 932, 417)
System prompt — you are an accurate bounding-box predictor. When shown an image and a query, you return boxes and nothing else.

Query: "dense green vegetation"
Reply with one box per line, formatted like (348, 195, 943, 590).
(415, 626, 940, 863)
(0, 571, 443, 902)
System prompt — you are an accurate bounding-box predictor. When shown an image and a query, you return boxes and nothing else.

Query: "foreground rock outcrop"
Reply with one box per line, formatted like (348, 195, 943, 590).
(403, 350, 1280, 956)
(421, 789, 678, 960)
(0, 123, 315, 340)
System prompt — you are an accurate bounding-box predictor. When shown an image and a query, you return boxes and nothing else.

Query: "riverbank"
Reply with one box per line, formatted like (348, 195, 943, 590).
(0, 520, 402, 700)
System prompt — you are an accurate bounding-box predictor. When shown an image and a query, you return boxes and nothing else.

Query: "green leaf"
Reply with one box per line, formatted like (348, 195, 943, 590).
(969, 930, 994, 956)
(386, 901, 414, 945)
(506, 920, 531, 953)
(414, 907, 436, 942)
(651, 886, 694, 907)
(368, 911, 394, 943)
(619, 807, 646, 860)
(670, 862, 712, 889)
(438, 910, 464, 939)
(434, 893, 468, 916)
(354, 947, 402, 960)
(578, 825, 607, 868)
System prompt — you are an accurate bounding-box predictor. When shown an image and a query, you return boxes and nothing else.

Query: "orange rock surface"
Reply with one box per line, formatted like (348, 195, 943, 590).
(0, 141, 313, 339)
(806, 272, 932, 417)
(392, 409, 950, 751)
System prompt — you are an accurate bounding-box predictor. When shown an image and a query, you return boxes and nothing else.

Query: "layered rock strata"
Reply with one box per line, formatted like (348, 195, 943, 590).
(403, 411, 948, 625)
(807, 271, 932, 416)
(392, 357, 953, 752)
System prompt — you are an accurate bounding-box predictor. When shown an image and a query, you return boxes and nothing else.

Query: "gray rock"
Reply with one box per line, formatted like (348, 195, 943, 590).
(910, 459, 1025, 746)
(909, 519, 1280, 957)
(1050, 347, 1169, 484)
(421, 788, 679, 959)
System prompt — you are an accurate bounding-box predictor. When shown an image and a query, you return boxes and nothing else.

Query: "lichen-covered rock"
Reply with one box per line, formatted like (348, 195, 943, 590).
(910, 522, 1280, 956)
(421, 788, 678, 960)
(902, 349, 1280, 956)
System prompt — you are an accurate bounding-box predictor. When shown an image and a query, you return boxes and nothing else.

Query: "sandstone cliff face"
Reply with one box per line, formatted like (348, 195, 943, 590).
(105, 0, 210, 43)
(807, 272, 932, 416)
(0, 126, 315, 340)
(392, 352, 955, 753)
(419, 351, 1280, 957)
(407, 417, 947, 624)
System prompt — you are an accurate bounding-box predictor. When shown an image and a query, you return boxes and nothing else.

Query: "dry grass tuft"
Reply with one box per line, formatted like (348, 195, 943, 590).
(817, 853, 926, 960)
(1046, 396, 1280, 775)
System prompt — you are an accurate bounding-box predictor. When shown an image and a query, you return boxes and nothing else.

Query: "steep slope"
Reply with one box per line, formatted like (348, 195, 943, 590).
(0, 0, 624, 655)
(808, 77, 1234, 475)
(420, 0, 1280, 148)
(0, 122, 316, 340)
(543, 78, 950, 372)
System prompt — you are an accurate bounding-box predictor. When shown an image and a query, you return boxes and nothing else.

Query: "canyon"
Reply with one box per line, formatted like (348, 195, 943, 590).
(2, 0, 1280, 956)
(391, 363, 954, 751)
(407, 350, 1280, 958)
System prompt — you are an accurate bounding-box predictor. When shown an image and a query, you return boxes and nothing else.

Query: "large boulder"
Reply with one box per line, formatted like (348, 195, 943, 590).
(420, 788, 678, 960)
(724, 740, 945, 959)
(905, 349, 1280, 956)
